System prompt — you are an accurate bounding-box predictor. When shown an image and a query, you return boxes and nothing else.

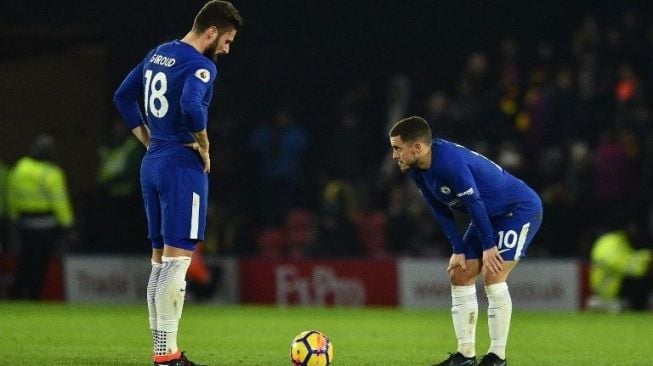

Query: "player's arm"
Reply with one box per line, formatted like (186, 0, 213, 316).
(410, 173, 466, 254)
(427, 197, 465, 254)
(190, 129, 210, 173)
(443, 158, 495, 250)
(131, 124, 151, 149)
(446, 162, 504, 273)
(181, 65, 215, 173)
(113, 61, 150, 148)
(422, 193, 470, 272)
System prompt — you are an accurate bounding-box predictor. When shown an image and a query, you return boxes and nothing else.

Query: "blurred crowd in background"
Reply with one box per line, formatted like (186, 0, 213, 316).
(1, 3, 653, 266)
(200, 8, 653, 261)
(94, 7, 653, 261)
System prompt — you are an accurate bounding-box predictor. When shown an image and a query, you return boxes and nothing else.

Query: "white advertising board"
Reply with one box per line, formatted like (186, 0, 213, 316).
(64, 255, 238, 304)
(398, 258, 580, 310)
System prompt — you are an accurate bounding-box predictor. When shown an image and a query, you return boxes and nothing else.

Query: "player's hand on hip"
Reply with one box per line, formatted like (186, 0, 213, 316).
(482, 246, 504, 275)
(199, 148, 210, 173)
(447, 253, 467, 272)
(184, 142, 210, 173)
(184, 142, 200, 151)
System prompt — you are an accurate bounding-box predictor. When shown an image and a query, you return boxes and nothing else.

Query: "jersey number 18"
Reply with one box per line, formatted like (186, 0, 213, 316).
(144, 70, 169, 118)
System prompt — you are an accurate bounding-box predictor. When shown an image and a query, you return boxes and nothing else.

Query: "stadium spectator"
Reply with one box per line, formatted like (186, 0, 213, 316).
(248, 107, 309, 225)
(324, 111, 367, 184)
(592, 128, 638, 228)
(254, 226, 285, 258)
(7, 134, 74, 299)
(385, 73, 412, 135)
(312, 180, 361, 258)
(548, 67, 577, 144)
(84, 118, 146, 253)
(254, 208, 315, 259)
(355, 189, 389, 258)
(284, 208, 315, 258)
(588, 214, 652, 311)
(422, 90, 456, 141)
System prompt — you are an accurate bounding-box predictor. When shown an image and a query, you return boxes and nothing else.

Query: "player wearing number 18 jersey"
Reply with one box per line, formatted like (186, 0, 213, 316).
(389, 116, 542, 366)
(113, 1, 242, 365)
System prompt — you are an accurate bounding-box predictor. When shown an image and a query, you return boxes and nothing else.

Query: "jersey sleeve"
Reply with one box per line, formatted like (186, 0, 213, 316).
(441, 150, 496, 250)
(113, 60, 145, 130)
(427, 196, 466, 254)
(180, 62, 216, 133)
(409, 171, 465, 254)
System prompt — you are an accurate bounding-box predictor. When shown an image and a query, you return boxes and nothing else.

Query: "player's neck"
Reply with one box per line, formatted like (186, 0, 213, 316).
(416, 148, 432, 170)
(180, 31, 205, 54)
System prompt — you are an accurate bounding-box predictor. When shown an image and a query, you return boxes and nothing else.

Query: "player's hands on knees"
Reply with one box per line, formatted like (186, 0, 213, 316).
(482, 246, 504, 275)
(447, 253, 467, 273)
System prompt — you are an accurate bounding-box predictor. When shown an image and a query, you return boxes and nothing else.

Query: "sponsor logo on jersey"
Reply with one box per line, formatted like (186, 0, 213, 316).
(456, 187, 474, 197)
(195, 68, 210, 82)
(440, 186, 451, 194)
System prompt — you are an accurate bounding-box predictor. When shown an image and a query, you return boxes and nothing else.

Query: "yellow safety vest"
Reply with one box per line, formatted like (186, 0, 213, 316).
(0, 160, 7, 219)
(7, 157, 74, 228)
(590, 231, 652, 299)
(97, 138, 141, 197)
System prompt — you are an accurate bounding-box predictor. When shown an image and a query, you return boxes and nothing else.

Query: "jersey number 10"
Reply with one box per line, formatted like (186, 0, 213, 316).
(144, 70, 169, 118)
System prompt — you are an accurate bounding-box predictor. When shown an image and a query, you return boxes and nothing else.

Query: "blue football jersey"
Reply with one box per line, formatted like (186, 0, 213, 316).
(407, 139, 540, 253)
(114, 40, 218, 248)
(114, 40, 217, 158)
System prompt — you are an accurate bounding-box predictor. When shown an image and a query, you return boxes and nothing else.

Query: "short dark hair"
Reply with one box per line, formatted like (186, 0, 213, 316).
(193, 0, 243, 33)
(389, 116, 432, 143)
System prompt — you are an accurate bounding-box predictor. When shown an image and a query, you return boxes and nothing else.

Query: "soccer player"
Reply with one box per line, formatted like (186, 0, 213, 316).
(388, 116, 543, 366)
(113, 2, 242, 365)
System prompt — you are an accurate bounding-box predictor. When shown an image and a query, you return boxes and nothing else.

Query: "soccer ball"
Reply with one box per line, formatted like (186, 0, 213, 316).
(290, 330, 334, 366)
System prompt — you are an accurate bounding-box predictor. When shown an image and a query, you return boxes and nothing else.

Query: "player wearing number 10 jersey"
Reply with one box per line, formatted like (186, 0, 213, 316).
(113, 1, 242, 365)
(389, 116, 542, 366)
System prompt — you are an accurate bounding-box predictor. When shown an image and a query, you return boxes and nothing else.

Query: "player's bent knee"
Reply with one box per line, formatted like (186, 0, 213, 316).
(449, 266, 478, 286)
(483, 271, 508, 285)
(482, 260, 517, 285)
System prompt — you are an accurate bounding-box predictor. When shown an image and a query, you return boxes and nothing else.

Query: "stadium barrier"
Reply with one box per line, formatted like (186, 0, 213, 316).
(239, 258, 398, 306)
(58, 255, 583, 310)
(0, 254, 63, 300)
(63, 255, 239, 304)
(398, 258, 581, 310)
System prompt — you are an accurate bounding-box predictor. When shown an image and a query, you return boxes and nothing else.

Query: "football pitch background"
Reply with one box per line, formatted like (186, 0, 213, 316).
(1, 302, 651, 365)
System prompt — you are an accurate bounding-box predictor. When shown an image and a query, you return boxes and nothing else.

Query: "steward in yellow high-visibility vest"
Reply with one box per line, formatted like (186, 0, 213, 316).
(6, 134, 74, 299)
(590, 226, 652, 311)
(7, 156, 74, 229)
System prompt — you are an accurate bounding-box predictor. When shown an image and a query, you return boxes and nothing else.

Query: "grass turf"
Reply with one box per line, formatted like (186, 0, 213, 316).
(1, 302, 652, 365)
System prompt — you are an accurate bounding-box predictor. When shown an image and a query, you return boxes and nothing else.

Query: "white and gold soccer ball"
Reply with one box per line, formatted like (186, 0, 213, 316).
(290, 330, 334, 366)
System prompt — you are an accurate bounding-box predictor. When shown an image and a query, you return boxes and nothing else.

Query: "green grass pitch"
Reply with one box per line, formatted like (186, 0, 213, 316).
(1, 302, 652, 365)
